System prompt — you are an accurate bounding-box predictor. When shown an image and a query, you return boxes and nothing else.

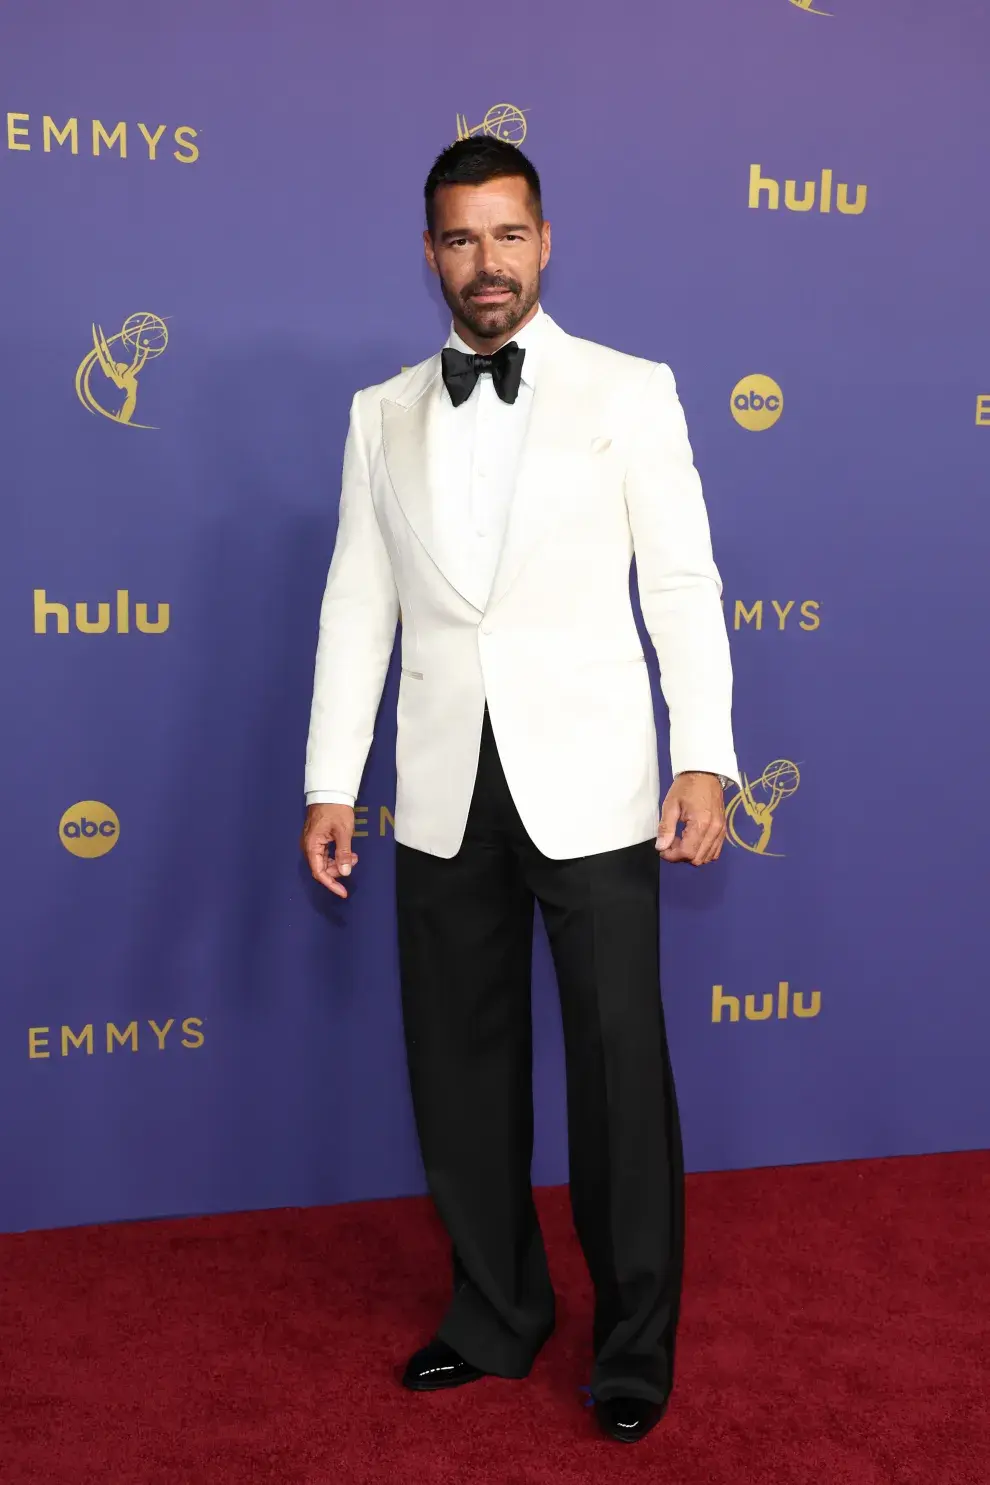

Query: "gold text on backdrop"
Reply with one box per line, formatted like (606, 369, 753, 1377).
(5, 114, 198, 160)
(34, 591, 170, 635)
(712, 983, 822, 1022)
(749, 165, 866, 214)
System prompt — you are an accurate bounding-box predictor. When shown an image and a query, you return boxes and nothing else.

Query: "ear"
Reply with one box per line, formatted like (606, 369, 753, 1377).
(539, 219, 552, 272)
(423, 228, 439, 276)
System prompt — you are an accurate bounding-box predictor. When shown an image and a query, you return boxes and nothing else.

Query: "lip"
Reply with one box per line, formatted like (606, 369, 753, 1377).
(469, 289, 513, 302)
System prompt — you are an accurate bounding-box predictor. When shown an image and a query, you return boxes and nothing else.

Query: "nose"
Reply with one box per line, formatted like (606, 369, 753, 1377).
(476, 232, 501, 276)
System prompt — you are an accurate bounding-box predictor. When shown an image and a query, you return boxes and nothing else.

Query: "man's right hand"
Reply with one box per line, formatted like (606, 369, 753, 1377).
(301, 803, 358, 899)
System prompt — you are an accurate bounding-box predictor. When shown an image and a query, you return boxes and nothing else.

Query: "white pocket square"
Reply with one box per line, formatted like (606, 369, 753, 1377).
(590, 435, 612, 454)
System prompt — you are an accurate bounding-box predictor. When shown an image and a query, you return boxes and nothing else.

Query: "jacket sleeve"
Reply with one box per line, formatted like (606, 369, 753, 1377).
(304, 392, 400, 799)
(623, 362, 740, 786)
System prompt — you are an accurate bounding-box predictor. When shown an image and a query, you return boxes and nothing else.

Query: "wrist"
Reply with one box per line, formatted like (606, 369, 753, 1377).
(676, 770, 732, 790)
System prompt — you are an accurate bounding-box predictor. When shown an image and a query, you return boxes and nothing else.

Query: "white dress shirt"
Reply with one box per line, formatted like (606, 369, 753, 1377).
(428, 305, 544, 612)
(306, 308, 545, 807)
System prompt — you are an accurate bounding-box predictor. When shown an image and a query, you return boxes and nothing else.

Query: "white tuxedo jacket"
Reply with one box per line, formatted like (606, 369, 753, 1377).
(305, 314, 739, 859)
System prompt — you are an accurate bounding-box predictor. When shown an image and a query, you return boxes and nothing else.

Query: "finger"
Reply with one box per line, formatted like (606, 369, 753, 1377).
(320, 855, 360, 899)
(327, 848, 360, 888)
(656, 797, 682, 853)
(331, 825, 356, 877)
(707, 833, 726, 864)
(696, 826, 724, 866)
(691, 818, 723, 867)
(679, 814, 711, 863)
(305, 839, 343, 893)
(660, 836, 693, 863)
(305, 838, 358, 897)
(700, 819, 726, 865)
(324, 871, 349, 900)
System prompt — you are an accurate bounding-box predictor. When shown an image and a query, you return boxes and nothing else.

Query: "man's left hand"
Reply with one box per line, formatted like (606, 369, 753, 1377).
(656, 773, 726, 866)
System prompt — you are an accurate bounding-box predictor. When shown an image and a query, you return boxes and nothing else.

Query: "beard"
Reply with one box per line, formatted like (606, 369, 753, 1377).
(439, 268, 541, 342)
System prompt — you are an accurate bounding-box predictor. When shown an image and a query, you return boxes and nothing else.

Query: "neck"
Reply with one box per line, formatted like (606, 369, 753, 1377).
(452, 301, 540, 355)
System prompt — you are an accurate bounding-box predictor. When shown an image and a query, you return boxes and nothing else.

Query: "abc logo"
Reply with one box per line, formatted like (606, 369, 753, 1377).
(59, 800, 120, 858)
(731, 375, 784, 431)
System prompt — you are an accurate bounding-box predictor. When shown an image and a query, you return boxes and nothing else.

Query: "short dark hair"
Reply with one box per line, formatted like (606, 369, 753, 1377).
(424, 136, 542, 236)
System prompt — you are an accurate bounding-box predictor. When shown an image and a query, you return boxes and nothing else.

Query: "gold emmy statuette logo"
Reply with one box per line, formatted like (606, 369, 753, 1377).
(725, 760, 801, 857)
(75, 312, 169, 429)
(730, 375, 783, 431)
(59, 800, 120, 858)
(789, 0, 832, 13)
(455, 103, 528, 146)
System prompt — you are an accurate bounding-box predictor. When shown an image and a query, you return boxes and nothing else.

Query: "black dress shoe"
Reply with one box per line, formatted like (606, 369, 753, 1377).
(595, 1395, 667, 1443)
(401, 1337, 486, 1391)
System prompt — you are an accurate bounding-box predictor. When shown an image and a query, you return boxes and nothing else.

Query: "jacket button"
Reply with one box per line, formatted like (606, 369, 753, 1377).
(480, 624, 492, 635)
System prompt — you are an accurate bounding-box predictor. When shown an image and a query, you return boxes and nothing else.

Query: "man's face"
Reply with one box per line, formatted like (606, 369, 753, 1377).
(424, 175, 551, 344)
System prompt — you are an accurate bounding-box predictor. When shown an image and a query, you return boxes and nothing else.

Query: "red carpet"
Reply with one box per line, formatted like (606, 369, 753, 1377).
(2, 1152, 988, 1484)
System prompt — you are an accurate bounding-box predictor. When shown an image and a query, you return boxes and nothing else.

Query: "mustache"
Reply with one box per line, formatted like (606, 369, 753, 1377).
(461, 274, 521, 298)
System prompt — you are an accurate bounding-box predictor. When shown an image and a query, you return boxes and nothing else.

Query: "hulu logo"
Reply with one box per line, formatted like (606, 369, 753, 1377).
(748, 164, 867, 215)
(34, 589, 169, 635)
(712, 981, 821, 1023)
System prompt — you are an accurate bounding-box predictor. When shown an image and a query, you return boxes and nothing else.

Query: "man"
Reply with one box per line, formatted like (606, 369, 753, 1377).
(301, 136, 738, 1444)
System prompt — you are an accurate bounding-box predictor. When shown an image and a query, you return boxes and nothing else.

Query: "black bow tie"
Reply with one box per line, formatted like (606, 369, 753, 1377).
(441, 341, 525, 408)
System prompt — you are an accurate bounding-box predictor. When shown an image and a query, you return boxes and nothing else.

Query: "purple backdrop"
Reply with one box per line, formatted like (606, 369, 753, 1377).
(2, 0, 988, 1233)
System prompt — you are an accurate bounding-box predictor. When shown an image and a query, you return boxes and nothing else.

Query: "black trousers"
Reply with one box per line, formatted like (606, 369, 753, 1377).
(395, 706, 685, 1404)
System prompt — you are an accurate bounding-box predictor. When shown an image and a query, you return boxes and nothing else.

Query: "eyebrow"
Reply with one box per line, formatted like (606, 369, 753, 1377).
(439, 222, 533, 242)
